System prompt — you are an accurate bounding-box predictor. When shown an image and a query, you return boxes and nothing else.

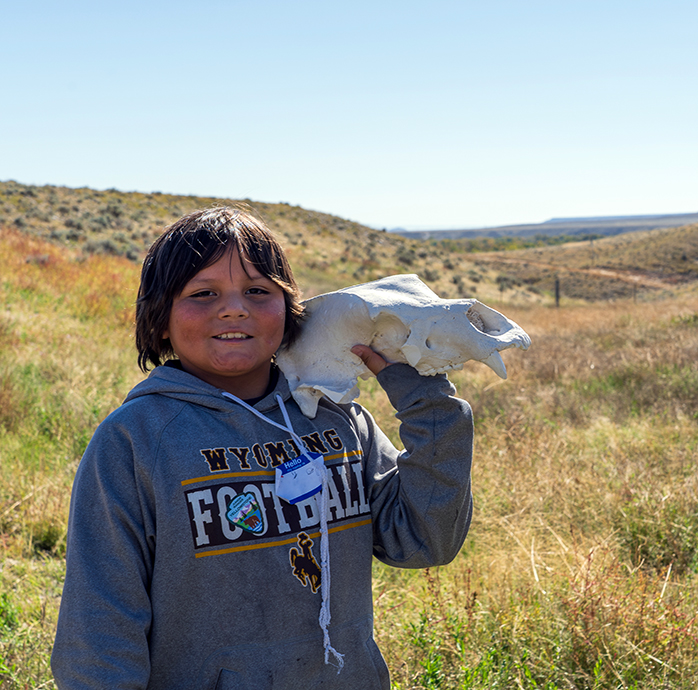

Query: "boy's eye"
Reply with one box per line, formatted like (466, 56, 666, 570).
(191, 290, 216, 298)
(247, 287, 270, 295)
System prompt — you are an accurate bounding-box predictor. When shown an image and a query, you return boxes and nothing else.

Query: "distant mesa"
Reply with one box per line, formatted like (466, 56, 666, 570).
(392, 212, 698, 241)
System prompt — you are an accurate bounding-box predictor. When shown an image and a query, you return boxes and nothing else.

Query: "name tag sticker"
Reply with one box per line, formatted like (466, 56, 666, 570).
(275, 452, 324, 504)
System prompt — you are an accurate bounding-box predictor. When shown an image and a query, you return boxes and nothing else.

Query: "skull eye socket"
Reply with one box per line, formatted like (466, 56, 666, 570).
(467, 307, 486, 332)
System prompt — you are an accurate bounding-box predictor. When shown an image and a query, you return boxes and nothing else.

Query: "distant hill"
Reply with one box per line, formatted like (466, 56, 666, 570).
(469, 221, 698, 302)
(393, 212, 698, 240)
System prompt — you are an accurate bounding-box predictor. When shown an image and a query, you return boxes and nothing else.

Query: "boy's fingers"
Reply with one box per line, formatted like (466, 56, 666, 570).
(351, 344, 391, 375)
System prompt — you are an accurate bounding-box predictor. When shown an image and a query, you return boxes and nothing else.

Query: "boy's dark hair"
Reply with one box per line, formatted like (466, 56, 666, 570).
(136, 206, 304, 372)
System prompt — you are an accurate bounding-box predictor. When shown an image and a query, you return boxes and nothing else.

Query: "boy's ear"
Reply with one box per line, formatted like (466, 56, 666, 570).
(162, 329, 169, 340)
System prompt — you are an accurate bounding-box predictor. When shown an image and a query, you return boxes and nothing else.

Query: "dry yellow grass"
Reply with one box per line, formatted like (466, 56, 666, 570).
(368, 297, 698, 688)
(1, 220, 697, 688)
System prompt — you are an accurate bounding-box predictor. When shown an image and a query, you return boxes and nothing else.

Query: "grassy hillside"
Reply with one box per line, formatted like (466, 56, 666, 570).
(470, 223, 698, 302)
(0, 179, 504, 303)
(4, 179, 697, 304)
(1, 184, 698, 688)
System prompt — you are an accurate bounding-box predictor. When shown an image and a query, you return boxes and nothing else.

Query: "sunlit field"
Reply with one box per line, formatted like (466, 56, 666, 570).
(1, 227, 697, 689)
(372, 300, 698, 689)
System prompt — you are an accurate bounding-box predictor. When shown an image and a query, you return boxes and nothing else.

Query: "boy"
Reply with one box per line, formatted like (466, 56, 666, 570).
(52, 207, 473, 689)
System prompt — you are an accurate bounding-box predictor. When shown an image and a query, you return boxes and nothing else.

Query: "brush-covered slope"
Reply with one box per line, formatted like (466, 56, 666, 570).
(2, 179, 698, 304)
(0, 180, 535, 303)
(464, 223, 698, 301)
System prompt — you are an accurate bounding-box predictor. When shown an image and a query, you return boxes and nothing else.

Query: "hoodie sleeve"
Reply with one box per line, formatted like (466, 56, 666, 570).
(51, 414, 156, 690)
(351, 363, 473, 568)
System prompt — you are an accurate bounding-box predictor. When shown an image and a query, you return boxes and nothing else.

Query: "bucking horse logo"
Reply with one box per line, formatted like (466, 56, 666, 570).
(289, 532, 321, 593)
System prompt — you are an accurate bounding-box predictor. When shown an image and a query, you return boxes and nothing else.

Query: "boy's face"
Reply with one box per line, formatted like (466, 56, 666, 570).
(164, 248, 286, 399)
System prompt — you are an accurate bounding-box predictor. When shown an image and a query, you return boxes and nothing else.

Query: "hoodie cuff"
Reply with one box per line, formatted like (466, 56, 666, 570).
(376, 363, 455, 410)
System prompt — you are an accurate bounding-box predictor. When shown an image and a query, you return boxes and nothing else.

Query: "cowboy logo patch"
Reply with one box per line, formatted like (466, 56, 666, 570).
(289, 532, 321, 593)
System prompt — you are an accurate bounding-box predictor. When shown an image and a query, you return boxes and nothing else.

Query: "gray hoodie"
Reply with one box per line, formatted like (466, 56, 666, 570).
(51, 362, 473, 690)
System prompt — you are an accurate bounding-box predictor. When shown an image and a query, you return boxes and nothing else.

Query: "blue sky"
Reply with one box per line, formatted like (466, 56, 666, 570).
(1, 0, 696, 229)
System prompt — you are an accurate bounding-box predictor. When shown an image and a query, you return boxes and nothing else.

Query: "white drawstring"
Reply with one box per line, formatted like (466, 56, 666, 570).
(221, 391, 344, 672)
(221, 391, 306, 450)
(315, 463, 344, 670)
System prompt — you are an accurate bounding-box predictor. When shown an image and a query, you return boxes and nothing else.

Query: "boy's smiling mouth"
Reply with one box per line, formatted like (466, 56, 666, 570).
(214, 333, 251, 340)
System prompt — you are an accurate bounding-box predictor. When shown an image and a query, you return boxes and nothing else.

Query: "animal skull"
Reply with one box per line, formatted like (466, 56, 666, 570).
(277, 274, 531, 418)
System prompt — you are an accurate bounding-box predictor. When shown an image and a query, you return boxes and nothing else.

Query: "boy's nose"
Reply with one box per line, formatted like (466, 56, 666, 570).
(219, 293, 249, 318)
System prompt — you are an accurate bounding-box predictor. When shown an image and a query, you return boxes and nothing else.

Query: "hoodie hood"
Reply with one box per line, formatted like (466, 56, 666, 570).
(124, 362, 293, 415)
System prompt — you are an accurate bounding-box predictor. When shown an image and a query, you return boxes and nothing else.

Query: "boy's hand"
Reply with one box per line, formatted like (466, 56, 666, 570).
(351, 344, 392, 375)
